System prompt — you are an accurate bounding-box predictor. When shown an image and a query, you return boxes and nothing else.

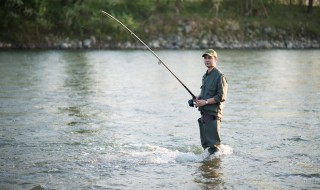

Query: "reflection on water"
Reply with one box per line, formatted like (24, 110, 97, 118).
(196, 159, 223, 190)
(62, 52, 92, 127)
(0, 50, 319, 189)
(63, 51, 93, 94)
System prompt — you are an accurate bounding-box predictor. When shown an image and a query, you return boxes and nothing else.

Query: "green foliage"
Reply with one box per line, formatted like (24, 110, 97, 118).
(0, 0, 319, 43)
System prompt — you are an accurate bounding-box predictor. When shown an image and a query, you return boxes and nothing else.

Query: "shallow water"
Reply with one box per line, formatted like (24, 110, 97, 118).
(0, 50, 319, 189)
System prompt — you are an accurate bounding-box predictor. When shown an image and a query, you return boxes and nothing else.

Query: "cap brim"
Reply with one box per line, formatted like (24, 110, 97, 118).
(202, 53, 212, 57)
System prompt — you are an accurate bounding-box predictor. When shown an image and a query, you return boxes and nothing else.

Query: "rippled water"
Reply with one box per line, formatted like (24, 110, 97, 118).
(0, 50, 319, 189)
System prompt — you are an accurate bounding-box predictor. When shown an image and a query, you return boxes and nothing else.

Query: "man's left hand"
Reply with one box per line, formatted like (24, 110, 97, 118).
(196, 99, 206, 107)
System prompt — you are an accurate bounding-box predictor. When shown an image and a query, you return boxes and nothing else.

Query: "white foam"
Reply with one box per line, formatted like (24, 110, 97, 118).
(207, 144, 234, 159)
(121, 144, 233, 164)
(176, 151, 203, 163)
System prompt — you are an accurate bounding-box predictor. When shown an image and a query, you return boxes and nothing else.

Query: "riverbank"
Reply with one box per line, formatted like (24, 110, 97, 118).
(1, 34, 319, 50)
(1, 1, 319, 50)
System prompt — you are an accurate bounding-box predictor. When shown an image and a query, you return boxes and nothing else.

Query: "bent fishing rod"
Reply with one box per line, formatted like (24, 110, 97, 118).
(100, 10, 196, 99)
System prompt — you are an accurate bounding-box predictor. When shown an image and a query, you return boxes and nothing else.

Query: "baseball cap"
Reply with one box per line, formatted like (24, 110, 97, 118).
(202, 49, 218, 58)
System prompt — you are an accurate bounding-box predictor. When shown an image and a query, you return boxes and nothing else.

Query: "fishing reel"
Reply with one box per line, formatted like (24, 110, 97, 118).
(188, 99, 195, 107)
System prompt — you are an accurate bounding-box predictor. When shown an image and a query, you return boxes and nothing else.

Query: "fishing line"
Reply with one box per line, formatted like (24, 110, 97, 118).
(100, 10, 196, 99)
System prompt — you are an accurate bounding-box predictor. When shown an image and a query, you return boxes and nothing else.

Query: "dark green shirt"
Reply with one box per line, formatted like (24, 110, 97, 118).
(199, 67, 228, 118)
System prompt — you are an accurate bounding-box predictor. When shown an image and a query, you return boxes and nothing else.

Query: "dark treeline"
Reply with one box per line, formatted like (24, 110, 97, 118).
(0, 0, 319, 49)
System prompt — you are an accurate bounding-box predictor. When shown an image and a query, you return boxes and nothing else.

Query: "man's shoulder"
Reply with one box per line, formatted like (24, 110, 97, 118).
(204, 68, 226, 78)
(214, 68, 228, 83)
(214, 67, 225, 76)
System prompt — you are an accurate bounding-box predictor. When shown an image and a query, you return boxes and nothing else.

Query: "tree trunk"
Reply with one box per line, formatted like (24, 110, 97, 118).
(307, 0, 313, 13)
(175, 0, 181, 21)
(244, 0, 253, 16)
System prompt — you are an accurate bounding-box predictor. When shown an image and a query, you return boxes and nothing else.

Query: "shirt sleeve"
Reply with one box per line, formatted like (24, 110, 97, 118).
(213, 75, 228, 103)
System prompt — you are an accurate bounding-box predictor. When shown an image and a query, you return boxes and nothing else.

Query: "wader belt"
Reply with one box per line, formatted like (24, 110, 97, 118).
(200, 112, 220, 122)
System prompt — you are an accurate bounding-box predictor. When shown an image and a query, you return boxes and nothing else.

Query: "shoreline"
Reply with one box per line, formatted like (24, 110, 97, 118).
(1, 39, 319, 50)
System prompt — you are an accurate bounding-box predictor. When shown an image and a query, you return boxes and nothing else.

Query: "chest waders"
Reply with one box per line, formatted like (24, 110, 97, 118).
(198, 115, 221, 154)
(198, 68, 226, 154)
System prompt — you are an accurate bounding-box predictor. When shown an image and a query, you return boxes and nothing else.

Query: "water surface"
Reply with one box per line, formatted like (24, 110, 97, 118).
(0, 50, 319, 189)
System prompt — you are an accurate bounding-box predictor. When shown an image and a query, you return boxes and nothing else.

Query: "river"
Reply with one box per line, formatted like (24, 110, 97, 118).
(0, 50, 319, 189)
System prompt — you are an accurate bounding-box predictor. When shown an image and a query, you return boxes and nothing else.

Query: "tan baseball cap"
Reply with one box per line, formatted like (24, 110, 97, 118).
(202, 49, 218, 58)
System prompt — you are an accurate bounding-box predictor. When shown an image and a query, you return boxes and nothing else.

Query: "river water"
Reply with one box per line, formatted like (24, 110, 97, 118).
(0, 50, 319, 189)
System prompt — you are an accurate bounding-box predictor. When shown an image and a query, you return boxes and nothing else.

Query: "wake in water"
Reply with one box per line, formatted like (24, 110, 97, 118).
(120, 144, 233, 165)
(202, 144, 234, 160)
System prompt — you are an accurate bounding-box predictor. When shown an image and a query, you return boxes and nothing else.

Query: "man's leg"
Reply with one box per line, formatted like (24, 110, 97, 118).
(204, 118, 221, 154)
(198, 118, 208, 150)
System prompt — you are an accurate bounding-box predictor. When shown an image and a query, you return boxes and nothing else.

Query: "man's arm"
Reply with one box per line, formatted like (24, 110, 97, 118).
(213, 75, 228, 103)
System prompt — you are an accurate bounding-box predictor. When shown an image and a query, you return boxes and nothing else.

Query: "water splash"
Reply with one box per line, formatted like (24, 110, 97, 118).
(206, 144, 234, 160)
(120, 144, 233, 164)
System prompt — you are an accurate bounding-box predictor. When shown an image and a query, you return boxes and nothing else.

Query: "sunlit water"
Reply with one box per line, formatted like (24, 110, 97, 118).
(0, 50, 319, 189)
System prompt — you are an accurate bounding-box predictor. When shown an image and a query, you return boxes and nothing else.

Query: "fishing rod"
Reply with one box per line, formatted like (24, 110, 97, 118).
(100, 10, 196, 100)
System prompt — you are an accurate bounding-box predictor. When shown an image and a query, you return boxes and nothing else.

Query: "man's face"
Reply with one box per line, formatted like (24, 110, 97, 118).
(203, 55, 216, 68)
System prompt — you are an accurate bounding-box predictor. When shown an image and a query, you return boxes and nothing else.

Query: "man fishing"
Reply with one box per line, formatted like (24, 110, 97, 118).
(101, 12, 227, 155)
(195, 49, 228, 154)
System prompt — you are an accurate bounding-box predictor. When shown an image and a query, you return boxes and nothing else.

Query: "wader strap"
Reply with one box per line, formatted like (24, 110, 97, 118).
(201, 113, 220, 123)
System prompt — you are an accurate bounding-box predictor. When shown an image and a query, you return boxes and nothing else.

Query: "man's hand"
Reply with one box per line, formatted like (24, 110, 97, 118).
(196, 99, 207, 107)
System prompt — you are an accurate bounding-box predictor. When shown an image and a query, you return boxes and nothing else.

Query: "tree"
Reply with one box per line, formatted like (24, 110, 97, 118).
(307, 0, 313, 13)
